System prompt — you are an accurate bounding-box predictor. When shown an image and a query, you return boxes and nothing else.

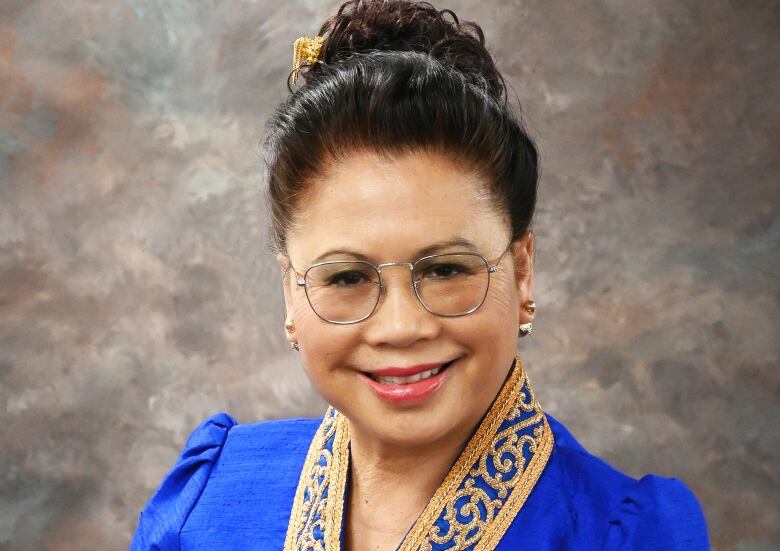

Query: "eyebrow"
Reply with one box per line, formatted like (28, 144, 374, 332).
(312, 238, 480, 263)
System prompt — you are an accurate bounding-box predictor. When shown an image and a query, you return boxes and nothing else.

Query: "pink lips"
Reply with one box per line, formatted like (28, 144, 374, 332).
(359, 358, 458, 405)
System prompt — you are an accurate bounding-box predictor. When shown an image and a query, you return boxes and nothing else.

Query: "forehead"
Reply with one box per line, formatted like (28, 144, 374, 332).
(287, 150, 508, 262)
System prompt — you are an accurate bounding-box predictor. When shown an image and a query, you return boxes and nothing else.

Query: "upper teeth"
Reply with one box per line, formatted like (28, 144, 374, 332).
(375, 366, 443, 385)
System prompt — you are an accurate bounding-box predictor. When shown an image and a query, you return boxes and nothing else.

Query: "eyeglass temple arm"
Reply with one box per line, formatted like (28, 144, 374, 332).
(281, 260, 307, 287)
(489, 242, 532, 274)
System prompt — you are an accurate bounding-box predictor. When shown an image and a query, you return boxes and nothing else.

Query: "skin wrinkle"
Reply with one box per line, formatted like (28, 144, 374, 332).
(276, 148, 535, 550)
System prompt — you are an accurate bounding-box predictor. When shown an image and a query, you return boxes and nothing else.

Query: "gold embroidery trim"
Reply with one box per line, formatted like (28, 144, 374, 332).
(282, 410, 326, 551)
(284, 358, 553, 550)
(324, 414, 350, 549)
(473, 418, 553, 550)
(283, 408, 349, 550)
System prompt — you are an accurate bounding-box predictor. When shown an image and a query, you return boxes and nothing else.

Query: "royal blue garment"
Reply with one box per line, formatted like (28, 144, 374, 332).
(130, 412, 710, 550)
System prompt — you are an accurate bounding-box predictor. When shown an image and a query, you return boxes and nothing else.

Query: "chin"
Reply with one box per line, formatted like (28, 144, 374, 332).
(364, 402, 465, 447)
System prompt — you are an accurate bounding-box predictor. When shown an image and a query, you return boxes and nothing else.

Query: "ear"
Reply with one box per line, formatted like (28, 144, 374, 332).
(510, 231, 535, 324)
(276, 253, 297, 338)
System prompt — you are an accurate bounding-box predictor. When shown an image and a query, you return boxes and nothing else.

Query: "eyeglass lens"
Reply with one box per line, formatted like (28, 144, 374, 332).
(303, 253, 491, 323)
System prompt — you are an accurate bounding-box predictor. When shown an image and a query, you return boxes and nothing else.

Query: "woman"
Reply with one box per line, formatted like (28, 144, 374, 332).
(131, 1, 709, 549)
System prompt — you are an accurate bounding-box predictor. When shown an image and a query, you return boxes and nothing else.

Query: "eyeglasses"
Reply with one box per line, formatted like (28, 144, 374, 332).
(287, 243, 514, 324)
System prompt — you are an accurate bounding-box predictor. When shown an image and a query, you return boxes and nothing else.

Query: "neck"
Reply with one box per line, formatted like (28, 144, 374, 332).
(345, 418, 478, 549)
(348, 416, 473, 492)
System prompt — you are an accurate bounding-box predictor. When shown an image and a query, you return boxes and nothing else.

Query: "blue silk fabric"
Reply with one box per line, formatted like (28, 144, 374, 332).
(130, 410, 709, 550)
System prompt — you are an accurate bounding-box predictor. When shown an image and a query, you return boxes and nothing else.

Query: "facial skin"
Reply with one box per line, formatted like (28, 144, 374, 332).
(277, 148, 535, 457)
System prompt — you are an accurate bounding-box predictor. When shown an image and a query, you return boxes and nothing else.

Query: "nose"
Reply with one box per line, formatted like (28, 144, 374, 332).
(362, 264, 440, 347)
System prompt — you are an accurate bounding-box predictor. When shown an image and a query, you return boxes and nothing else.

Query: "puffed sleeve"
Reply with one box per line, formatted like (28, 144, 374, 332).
(130, 412, 238, 551)
(602, 474, 710, 550)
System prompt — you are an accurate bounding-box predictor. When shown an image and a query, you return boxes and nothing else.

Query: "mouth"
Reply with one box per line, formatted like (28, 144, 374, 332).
(366, 358, 458, 385)
(359, 356, 463, 405)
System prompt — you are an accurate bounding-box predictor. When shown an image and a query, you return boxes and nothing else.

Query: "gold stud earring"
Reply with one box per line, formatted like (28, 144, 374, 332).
(519, 300, 535, 337)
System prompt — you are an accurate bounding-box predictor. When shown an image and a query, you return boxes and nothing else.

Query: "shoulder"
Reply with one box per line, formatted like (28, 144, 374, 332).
(130, 412, 321, 551)
(220, 414, 321, 459)
(524, 413, 710, 550)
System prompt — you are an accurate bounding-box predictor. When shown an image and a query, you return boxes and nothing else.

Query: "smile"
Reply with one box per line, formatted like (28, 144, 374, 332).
(369, 364, 447, 384)
(359, 357, 461, 405)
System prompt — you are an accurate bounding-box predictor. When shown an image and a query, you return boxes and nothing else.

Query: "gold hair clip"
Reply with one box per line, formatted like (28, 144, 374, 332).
(292, 35, 325, 84)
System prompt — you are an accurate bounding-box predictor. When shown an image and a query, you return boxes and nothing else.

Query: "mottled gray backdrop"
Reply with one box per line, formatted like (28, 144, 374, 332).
(1, 1, 778, 549)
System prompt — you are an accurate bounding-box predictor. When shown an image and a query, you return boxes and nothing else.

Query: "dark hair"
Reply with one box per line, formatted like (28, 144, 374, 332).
(264, 0, 538, 255)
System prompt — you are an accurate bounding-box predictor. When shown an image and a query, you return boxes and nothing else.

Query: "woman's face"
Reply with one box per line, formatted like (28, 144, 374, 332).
(278, 149, 535, 449)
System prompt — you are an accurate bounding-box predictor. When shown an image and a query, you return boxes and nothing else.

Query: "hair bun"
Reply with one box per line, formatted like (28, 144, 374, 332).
(310, 0, 505, 100)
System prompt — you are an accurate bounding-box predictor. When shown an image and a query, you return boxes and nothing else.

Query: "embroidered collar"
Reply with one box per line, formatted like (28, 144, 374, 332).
(284, 358, 554, 551)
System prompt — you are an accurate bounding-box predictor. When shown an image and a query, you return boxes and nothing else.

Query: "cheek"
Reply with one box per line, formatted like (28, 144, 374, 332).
(289, 283, 330, 331)
(292, 295, 329, 355)
(293, 296, 357, 377)
(482, 275, 518, 315)
(456, 275, 518, 345)
(443, 276, 517, 347)
(291, 295, 314, 324)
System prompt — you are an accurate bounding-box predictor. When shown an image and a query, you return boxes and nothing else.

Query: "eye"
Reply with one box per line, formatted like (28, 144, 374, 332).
(423, 263, 466, 279)
(327, 270, 371, 287)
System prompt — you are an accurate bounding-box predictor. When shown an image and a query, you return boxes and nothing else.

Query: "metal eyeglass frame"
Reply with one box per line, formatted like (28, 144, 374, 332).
(287, 242, 515, 325)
